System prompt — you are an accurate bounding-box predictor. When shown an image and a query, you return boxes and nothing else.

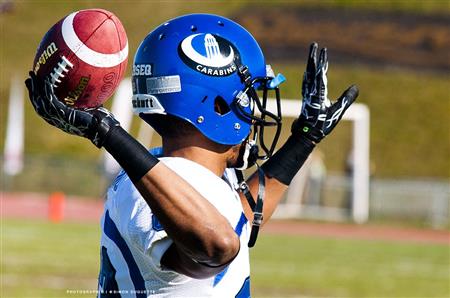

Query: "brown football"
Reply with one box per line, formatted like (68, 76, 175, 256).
(33, 8, 128, 108)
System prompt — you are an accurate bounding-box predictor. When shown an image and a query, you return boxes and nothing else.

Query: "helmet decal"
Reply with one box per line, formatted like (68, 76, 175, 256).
(178, 33, 240, 76)
(132, 94, 165, 114)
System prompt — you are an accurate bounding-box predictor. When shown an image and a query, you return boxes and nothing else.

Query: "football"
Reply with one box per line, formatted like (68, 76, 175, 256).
(33, 8, 128, 108)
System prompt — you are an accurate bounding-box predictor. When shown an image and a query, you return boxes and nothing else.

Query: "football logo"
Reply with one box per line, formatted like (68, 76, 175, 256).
(179, 33, 240, 76)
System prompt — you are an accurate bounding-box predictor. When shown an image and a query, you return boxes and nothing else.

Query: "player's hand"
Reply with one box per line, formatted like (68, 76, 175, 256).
(25, 71, 119, 148)
(292, 42, 359, 143)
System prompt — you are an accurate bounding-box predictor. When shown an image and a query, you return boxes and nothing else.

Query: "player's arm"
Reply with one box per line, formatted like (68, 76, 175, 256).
(134, 164, 238, 278)
(25, 72, 239, 278)
(241, 43, 359, 224)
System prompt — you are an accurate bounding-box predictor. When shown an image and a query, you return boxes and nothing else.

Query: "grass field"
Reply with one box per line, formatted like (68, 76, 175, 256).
(2, 219, 448, 297)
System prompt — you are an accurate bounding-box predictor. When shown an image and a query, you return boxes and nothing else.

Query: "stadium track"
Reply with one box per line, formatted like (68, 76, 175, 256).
(2, 192, 449, 245)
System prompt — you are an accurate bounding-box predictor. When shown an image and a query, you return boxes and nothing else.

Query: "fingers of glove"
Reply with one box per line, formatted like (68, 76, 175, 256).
(43, 78, 56, 102)
(29, 72, 47, 98)
(25, 72, 50, 116)
(307, 42, 318, 77)
(25, 72, 40, 102)
(302, 42, 318, 98)
(317, 48, 331, 126)
(323, 85, 359, 135)
(26, 71, 37, 90)
(304, 47, 327, 127)
(43, 78, 70, 114)
(25, 78, 39, 110)
(301, 73, 308, 99)
(315, 47, 328, 100)
(310, 95, 327, 131)
(25, 77, 33, 94)
(341, 84, 359, 106)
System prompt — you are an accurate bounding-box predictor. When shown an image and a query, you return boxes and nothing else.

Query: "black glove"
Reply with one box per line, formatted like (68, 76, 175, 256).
(25, 71, 119, 148)
(293, 43, 359, 143)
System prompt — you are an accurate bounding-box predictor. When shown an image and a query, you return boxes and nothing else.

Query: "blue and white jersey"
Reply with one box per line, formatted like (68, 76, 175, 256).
(98, 156, 251, 297)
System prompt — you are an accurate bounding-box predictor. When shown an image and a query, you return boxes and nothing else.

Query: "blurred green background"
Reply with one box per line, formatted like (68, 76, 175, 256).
(1, 1, 449, 297)
(1, 0, 449, 185)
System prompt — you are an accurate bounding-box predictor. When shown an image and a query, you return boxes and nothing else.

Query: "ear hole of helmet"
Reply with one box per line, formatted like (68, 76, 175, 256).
(214, 96, 231, 116)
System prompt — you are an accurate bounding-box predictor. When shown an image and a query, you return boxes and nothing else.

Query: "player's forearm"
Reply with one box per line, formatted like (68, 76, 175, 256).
(262, 135, 315, 185)
(241, 171, 288, 225)
(103, 127, 239, 266)
(134, 167, 239, 266)
(242, 135, 315, 225)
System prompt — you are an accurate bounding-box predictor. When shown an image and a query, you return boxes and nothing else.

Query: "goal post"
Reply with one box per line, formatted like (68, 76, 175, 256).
(267, 98, 370, 223)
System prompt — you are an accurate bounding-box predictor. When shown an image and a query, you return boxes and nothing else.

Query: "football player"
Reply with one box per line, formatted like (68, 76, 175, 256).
(26, 14, 358, 297)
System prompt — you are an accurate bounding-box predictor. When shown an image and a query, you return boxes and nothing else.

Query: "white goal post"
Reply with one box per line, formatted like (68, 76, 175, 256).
(267, 98, 370, 223)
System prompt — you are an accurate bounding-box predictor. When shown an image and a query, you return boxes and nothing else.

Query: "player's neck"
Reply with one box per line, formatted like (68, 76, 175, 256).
(162, 134, 231, 177)
(164, 146, 228, 176)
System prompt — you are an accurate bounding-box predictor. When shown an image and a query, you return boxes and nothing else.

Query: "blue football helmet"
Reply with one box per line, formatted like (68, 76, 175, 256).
(132, 13, 285, 160)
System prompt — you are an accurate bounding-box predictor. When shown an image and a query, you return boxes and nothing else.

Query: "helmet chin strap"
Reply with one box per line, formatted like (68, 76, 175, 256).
(235, 132, 259, 170)
(235, 139, 257, 170)
(234, 166, 265, 248)
(234, 131, 265, 247)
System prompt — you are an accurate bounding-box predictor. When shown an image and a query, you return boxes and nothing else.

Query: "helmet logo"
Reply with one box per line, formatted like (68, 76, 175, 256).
(179, 33, 240, 76)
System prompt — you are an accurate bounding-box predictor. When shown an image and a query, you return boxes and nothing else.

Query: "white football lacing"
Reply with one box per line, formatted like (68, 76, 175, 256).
(50, 56, 74, 87)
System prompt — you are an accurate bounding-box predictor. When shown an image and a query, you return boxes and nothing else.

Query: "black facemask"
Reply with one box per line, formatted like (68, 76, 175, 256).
(233, 65, 283, 165)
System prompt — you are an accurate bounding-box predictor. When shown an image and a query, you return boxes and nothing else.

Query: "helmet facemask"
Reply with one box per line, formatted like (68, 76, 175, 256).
(233, 65, 284, 168)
